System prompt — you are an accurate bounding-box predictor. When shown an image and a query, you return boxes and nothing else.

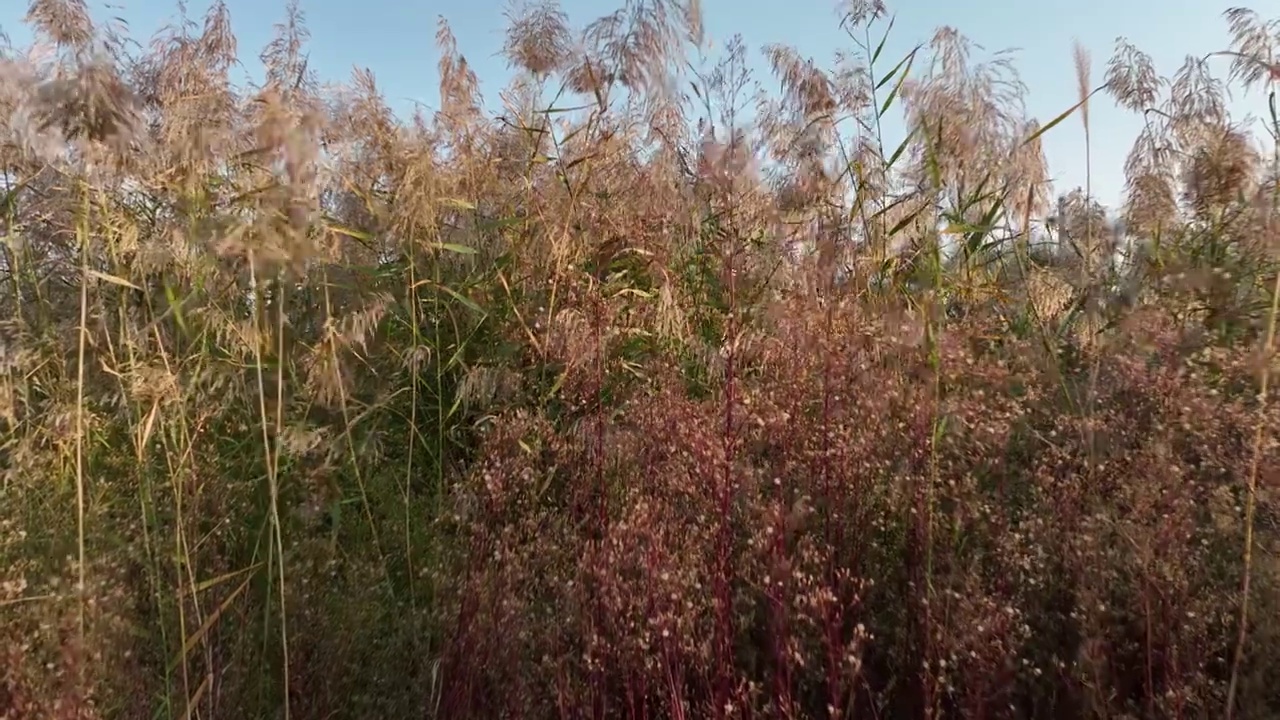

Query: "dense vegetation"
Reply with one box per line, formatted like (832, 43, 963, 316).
(2, 0, 1279, 717)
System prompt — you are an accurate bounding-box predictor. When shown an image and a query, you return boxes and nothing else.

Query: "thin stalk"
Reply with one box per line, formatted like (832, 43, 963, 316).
(248, 251, 290, 719)
(73, 179, 90, 686)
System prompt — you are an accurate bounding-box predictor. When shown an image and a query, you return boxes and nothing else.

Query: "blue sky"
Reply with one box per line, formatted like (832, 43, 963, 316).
(3, 0, 1277, 208)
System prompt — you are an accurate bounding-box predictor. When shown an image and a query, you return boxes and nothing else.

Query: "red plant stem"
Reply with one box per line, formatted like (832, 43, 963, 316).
(820, 296, 844, 715)
(771, 508, 793, 714)
(591, 282, 607, 720)
(714, 221, 738, 719)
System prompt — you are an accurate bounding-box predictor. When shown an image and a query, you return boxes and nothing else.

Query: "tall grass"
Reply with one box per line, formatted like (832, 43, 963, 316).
(2, 0, 1280, 717)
